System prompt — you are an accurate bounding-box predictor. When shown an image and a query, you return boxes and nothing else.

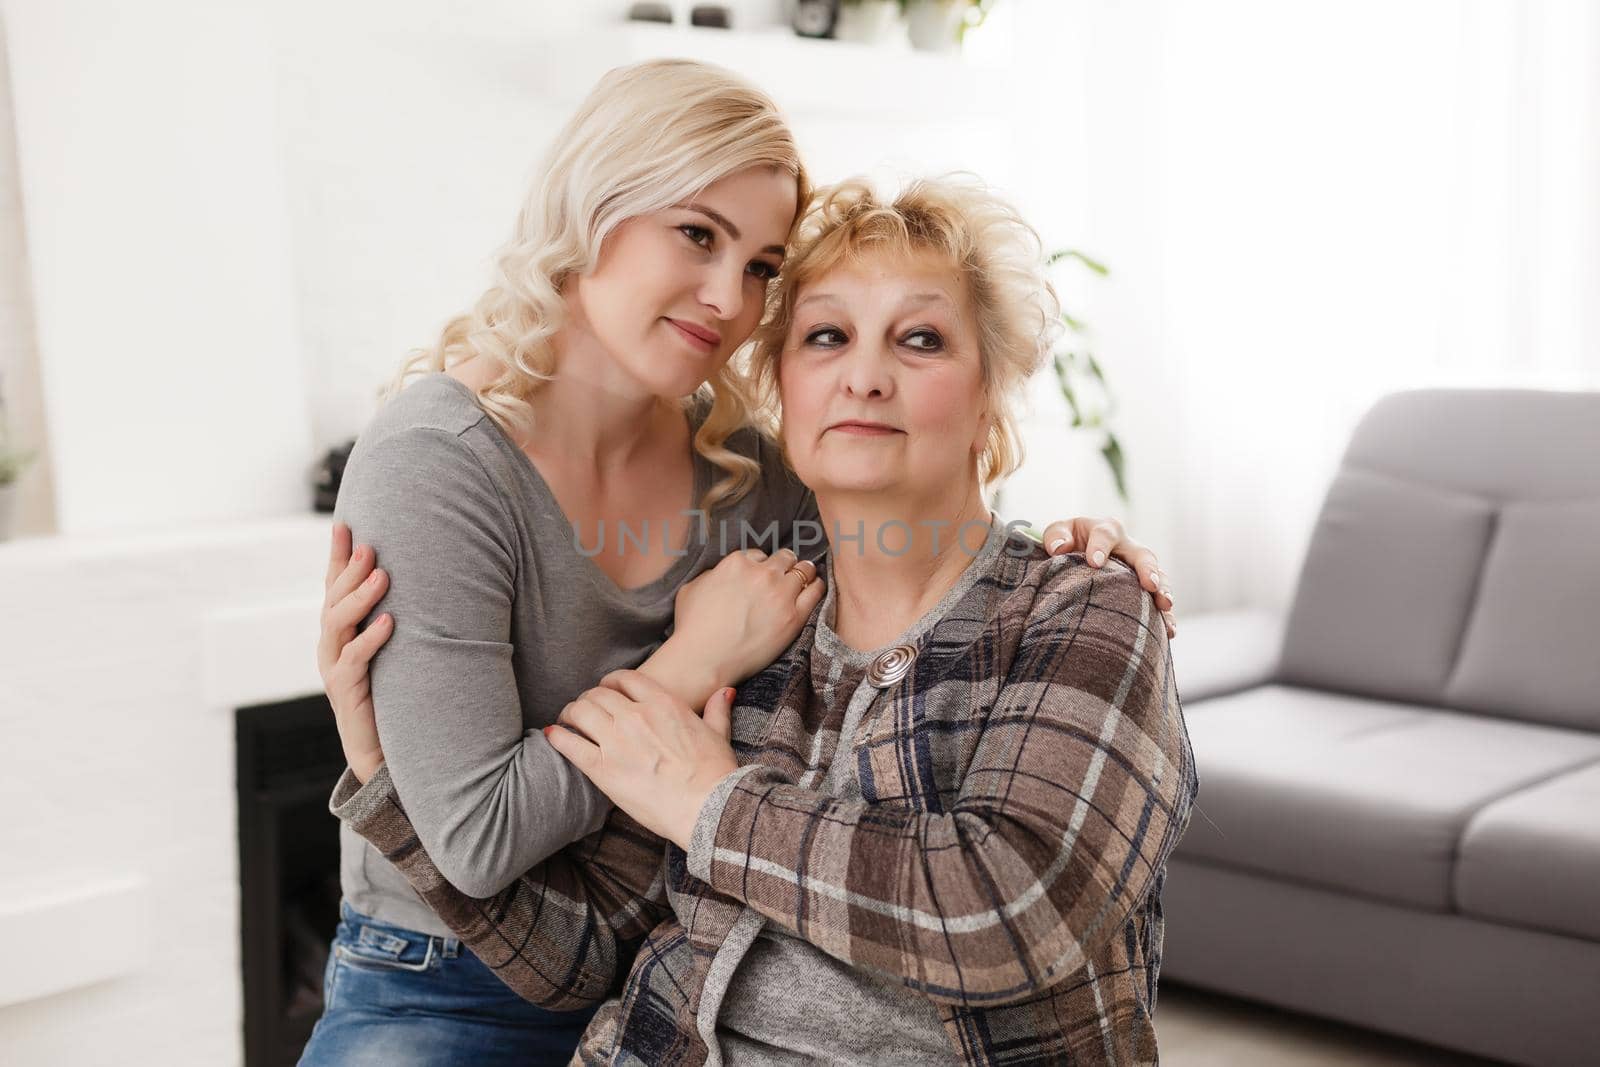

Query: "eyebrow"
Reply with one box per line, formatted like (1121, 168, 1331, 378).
(795, 291, 958, 312)
(677, 202, 786, 258)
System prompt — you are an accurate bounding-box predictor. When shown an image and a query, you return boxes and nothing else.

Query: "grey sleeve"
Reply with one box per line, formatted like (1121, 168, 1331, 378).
(334, 426, 610, 898)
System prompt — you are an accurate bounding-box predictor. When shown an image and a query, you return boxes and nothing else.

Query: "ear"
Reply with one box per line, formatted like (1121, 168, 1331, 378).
(971, 404, 994, 456)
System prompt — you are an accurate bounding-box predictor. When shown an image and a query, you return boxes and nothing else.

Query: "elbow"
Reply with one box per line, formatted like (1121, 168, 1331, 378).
(433, 856, 517, 900)
(426, 830, 523, 898)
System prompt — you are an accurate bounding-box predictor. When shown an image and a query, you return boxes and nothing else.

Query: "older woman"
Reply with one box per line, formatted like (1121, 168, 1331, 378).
(325, 177, 1197, 1065)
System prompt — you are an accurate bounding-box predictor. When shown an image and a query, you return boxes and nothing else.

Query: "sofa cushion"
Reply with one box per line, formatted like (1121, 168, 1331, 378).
(1455, 761, 1600, 942)
(1277, 468, 1495, 705)
(1444, 497, 1600, 732)
(1177, 685, 1600, 911)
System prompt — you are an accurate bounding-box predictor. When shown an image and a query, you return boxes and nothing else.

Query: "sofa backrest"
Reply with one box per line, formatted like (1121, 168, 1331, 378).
(1278, 389, 1600, 732)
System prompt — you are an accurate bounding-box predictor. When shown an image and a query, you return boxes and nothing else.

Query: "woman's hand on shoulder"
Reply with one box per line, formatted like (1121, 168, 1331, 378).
(1037, 515, 1176, 639)
(318, 521, 394, 783)
(664, 547, 825, 690)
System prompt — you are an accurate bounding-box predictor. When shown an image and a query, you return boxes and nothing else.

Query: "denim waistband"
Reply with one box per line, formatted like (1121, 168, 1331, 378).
(339, 898, 462, 959)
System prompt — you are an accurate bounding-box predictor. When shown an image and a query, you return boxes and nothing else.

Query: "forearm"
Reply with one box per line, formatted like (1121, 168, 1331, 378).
(685, 762, 1192, 1008)
(637, 634, 726, 710)
(332, 763, 617, 1007)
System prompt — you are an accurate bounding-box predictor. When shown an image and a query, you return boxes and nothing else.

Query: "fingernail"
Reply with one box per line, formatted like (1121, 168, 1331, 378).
(1093, 550, 1106, 565)
(366, 570, 381, 585)
(1046, 538, 1066, 554)
(723, 687, 736, 701)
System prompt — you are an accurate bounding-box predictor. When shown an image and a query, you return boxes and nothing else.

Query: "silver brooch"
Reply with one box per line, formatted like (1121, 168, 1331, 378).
(867, 644, 917, 688)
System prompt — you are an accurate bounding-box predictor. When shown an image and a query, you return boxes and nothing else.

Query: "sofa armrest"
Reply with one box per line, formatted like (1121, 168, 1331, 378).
(1171, 609, 1285, 704)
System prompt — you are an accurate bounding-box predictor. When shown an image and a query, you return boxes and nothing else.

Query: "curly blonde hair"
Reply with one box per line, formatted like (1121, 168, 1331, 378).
(746, 176, 1062, 489)
(393, 59, 809, 513)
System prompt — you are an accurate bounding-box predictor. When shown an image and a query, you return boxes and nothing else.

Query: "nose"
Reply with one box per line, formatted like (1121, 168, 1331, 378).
(841, 337, 895, 400)
(695, 262, 746, 324)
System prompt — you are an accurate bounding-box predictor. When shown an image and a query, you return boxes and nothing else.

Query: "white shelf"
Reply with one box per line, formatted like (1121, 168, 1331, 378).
(370, 21, 1011, 122)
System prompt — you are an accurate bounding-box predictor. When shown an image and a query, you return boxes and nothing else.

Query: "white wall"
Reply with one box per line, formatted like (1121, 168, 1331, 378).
(2, 0, 313, 537)
(1004, 0, 1600, 613)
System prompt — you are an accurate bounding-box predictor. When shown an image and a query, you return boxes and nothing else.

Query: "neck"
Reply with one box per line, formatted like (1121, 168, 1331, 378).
(520, 324, 682, 477)
(819, 482, 993, 651)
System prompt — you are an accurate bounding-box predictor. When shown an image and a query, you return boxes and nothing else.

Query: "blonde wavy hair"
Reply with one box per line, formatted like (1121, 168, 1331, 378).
(394, 59, 809, 513)
(746, 176, 1062, 490)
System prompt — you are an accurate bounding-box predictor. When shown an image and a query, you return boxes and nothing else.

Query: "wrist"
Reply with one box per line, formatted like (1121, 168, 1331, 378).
(641, 637, 727, 708)
(675, 762, 741, 851)
(352, 752, 384, 786)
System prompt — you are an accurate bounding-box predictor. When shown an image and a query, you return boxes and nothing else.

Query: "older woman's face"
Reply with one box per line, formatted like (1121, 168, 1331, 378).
(778, 251, 990, 501)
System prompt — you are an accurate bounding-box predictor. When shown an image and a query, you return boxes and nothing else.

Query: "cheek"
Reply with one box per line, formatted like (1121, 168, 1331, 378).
(778, 361, 826, 435)
(908, 369, 983, 440)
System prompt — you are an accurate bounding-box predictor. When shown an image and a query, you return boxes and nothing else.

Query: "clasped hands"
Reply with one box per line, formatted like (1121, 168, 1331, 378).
(545, 670, 741, 851)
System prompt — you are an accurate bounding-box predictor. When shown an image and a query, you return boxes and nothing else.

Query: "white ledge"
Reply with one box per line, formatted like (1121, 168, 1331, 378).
(0, 876, 149, 1008)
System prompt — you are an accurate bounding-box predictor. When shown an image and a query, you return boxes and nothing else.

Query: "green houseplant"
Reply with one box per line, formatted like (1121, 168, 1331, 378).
(0, 439, 32, 541)
(905, 0, 995, 51)
(1047, 247, 1127, 502)
(0, 402, 33, 540)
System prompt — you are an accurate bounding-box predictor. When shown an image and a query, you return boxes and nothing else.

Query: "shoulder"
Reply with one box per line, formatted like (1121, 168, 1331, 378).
(357, 373, 495, 451)
(336, 375, 512, 523)
(988, 534, 1158, 648)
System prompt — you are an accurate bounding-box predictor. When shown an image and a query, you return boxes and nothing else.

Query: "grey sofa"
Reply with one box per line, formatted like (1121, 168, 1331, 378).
(1161, 389, 1600, 1067)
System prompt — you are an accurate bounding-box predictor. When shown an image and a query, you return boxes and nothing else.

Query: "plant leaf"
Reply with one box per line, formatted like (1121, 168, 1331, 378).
(1101, 433, 1128, 502)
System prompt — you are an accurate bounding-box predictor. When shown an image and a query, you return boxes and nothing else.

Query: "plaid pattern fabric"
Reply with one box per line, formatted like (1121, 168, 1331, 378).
(335, 541, 1198, 1065)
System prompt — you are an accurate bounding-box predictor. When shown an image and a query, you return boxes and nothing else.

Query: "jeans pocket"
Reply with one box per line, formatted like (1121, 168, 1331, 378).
(336, 941, 439, 973)
(332, 922, 439, 974)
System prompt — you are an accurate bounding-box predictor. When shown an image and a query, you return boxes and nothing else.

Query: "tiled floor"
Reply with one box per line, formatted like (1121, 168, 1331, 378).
(1157, 983, 1506, 1066)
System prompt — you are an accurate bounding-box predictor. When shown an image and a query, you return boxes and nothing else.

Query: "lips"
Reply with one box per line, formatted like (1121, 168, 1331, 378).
(827, 421, 902, 436)
(665, 318, 721, 351)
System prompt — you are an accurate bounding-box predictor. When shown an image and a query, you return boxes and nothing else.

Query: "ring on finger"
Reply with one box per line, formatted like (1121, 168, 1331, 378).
(785, 559, 818, 588)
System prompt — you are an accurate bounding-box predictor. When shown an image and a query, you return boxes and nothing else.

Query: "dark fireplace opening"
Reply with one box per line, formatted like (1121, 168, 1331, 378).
(237, 696, 346, 1067)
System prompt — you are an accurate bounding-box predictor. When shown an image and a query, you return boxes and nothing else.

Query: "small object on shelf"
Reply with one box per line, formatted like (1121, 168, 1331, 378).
(835, 0, 902, 45)
(312, 439, 356, 513)
(690, 4, 731, 28)
(627, 1, 674, 23)
(792, 0, 840, 39)
(905, 0, 972, 52)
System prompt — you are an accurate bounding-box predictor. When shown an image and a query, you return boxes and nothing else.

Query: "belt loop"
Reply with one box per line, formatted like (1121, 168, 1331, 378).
(439, 935, 461, 958)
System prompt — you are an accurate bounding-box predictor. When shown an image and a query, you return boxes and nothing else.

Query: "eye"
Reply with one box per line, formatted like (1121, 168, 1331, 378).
(901, 328, 945, 353)
(803, 326, 847, 348)
(678, 224, 713, 250)
(747, 260, 780, 282)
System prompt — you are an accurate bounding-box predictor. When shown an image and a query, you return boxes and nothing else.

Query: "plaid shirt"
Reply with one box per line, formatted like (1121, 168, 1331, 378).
(332, 537, 1198, 1065)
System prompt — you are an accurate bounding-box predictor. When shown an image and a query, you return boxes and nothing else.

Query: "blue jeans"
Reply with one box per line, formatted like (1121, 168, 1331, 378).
(298, 900, 600, 1066)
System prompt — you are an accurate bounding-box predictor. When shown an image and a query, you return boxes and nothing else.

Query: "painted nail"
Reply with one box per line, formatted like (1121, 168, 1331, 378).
(1093, 550, 1106, 565)
(1046, 538, 1066, 554)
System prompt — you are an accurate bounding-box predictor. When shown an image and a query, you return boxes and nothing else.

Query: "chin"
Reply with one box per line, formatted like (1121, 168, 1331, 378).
(634, 352, 715, 398)
(813, 466, 900, 496)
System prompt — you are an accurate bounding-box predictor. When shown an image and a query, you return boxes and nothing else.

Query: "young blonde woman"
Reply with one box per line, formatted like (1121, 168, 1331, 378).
(302, 62, 1176, 1065)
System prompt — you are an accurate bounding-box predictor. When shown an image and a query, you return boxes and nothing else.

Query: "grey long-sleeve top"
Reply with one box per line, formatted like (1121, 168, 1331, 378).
(332, 372, 817, 937)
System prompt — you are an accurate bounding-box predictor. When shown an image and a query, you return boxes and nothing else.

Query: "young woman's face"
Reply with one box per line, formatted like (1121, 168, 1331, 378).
(778, 250, 991, 501)
(569, 165, 797, 398)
